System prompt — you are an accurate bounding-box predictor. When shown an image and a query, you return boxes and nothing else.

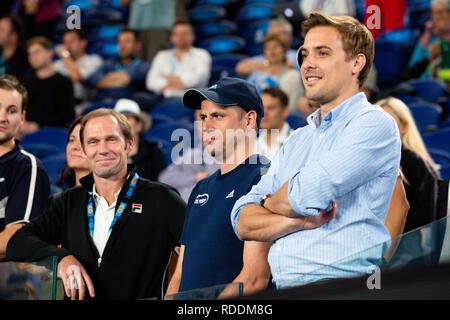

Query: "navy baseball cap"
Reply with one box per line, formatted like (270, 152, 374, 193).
(182, 77, 264, 126)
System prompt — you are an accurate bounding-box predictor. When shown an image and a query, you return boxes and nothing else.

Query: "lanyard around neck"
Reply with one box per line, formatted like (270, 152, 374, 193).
(87, 173, 139, 241)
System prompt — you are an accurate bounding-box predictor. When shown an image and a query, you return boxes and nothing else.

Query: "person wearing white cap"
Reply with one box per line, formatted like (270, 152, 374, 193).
(114, 98, 166, 181)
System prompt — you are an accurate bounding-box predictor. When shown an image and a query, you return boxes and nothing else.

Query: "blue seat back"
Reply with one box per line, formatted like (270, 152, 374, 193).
(408, 102, 442, 133)
(199, 35, 246, 55)
(406, 79, 447, 104)
(286, 112, 308, 129)
(423, 128, 450, 152)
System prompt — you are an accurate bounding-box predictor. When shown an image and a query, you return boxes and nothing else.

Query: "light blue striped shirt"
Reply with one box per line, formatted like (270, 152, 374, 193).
(231, 93, 401, 288)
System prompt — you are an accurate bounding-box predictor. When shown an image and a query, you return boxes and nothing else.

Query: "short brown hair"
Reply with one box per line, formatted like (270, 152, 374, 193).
(80, 108, 133, 148)
(262, 87, 289, 108)
(301, 12, 374, 89)
(26, 36, 53, 50)
(0, 74, 28, 111)
(171, 18, 194, 33)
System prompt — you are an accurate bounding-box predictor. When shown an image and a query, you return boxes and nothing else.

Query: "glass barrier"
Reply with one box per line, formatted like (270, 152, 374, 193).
(282, 215, 449, 289)
(164, 282, 243, 300)
(0, 256, 58, 300)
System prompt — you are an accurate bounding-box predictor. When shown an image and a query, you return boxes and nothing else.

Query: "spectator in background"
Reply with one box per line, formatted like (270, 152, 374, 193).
(300, 0, 356, 17)
(7, 108, 186, 300)
(88, 28, 150, 103)
(54, 29, 103, 109)
(377, 97, 440, 232)
(0, 15, 32, 81)
(235, 18, 298, 77)
(56, 116, 90, 190)
(17, 0, 61, 39)
(296, 96, 320, 116)
(406, 0, 450, 80)
(257, 88, 293, 161)
(167, 77, 273, 296)
(0, 74, 50, 260)
(21, 36, 75, 134)
(121, 0, 186, 61)
(158, 109, 219, 202)
(145, 18, 211, 108)
(247, 34, 304, 111)
(114, 98, 167, 181)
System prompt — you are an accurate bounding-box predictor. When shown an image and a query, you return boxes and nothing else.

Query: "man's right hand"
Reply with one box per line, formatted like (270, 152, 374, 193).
(301, 201, 337, 230)
(58, 255, 95, 300)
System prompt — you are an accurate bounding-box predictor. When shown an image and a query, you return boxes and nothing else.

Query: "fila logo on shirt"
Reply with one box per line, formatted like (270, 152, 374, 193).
(226, 190, 234, 199)
(132, 203, 142, 213)
(194, 193, 209, 206)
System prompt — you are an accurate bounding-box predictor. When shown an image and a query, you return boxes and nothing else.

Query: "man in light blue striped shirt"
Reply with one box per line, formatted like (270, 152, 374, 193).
(231, 13, 402, 289)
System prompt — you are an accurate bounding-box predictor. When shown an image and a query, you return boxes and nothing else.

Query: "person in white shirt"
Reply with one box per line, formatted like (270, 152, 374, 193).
(256, 87, 293, 161)
(146, 18, 211, 99)
(54, 29, 103, 104)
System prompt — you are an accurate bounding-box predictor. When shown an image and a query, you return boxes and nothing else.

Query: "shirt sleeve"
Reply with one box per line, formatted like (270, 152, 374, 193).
(146, 52, 168, 93)
(178, 50, 212, 89)
(6, 193, 72, 262)
(287, 109, 401, 217)
(79, 55, 103, 80)
(5, 156, 50, 226)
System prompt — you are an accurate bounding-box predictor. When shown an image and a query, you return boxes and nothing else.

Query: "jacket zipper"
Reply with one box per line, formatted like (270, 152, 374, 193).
(98, 257, 102, 267)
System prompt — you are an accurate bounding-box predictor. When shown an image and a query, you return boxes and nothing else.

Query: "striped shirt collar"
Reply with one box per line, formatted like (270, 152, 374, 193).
(307, 92, 368, 128)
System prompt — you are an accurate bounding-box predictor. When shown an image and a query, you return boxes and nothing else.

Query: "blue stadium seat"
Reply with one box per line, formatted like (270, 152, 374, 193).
(236, 4, 273, 23)
(87, 41, 119, 58)
(244, 0, 278, 4)
(144, 123, 194, 149)
(408, 102, 442, 133)
(149, 113, 175, 129)
(196, 0, 239, 7)
(187, 5, 227, 22)
(393, 95, 424, 105)
(195, 20, 237, 39)
(41, 153, 67, 185)
(209, 66, 240, 86)
(406, 79, 447, 104)
(240, 19, 270, 43)
(150, 99, 194, 123)
(63, 0, 98, 11)
(21, 128, 68, 154)
(439, 164, 450, 180)
(21, 143, 63, 159)
(82, 101, 116, 115)
(199, 35, 246, 55)
(286, 112, 308, 129)
(423, 128, 450, 152)
(212, 54, 249, 68)
(88, 25, 123, 42)
(374, 29, 420, 87)
(428, 148, 450, 166)
(439, 118, 450, 129)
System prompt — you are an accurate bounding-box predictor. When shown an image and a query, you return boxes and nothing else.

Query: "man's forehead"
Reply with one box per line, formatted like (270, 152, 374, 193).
(84, 116, 122, 134)
(0, 88, 22, 106)
(303, 26, 343, 49)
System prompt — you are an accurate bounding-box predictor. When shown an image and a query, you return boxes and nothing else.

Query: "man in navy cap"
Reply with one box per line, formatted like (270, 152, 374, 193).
(166, 77, 331, 297)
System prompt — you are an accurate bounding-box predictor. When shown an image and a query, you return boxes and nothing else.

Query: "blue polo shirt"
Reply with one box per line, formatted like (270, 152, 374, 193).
(0, 143, 50, 231)
(179, 154, 269, 292)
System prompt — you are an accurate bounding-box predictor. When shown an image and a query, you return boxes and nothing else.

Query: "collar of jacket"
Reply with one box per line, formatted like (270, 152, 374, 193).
(79, 163, 138, 195)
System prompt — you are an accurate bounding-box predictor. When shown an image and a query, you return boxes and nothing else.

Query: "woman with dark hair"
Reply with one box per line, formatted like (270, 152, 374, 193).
(56, 116, 90, 189)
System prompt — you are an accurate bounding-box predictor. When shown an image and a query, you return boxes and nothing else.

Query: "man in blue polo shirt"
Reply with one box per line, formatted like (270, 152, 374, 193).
(166, 77, 334, 296)
(0, 74, 50, 260)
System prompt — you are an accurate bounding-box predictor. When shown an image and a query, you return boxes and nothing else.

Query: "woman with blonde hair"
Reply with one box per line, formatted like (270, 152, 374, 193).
(377, 97, 440, 232)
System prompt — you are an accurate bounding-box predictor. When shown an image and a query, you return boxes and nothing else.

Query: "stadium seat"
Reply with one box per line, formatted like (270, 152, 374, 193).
(150, 99, 194, 123)
(212, 54, 249, 69)
(428, 148, 450, 166)
(87, 41, 119, 58)
(408, 102, 442, 133)
(423, 128, 450, 152)
(209, 65, 239, 86)
(374, 29, 420, 88)
(199, 35, 246, 55)
(240, 18, 270, 43)
(41, 153, 67, 185)
(286, 112, 308, 129)
(63, 0, 97, 11)
(21, 128, 68, 154)
(439, 165, 450, 180)
(439, 118, 450, 129)
(406, 79, 447, 104)
(244, 0, 278, 4)
(149, 113, 175, 129)
(195, 20, 237, 38)
(82, 101, 116, 115)
(21, 143, 64, 160)
(187, 5, 227, 22)
(235, 4, 274, 23)
(393, 95, 424, 105)
(88, 25, 123, 43)
(144, 123, 194, 150)
(196, 0, 239, 5)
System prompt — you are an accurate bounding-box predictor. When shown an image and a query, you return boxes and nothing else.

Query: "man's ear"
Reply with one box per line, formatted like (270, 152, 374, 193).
(352, 53, 366, 76)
